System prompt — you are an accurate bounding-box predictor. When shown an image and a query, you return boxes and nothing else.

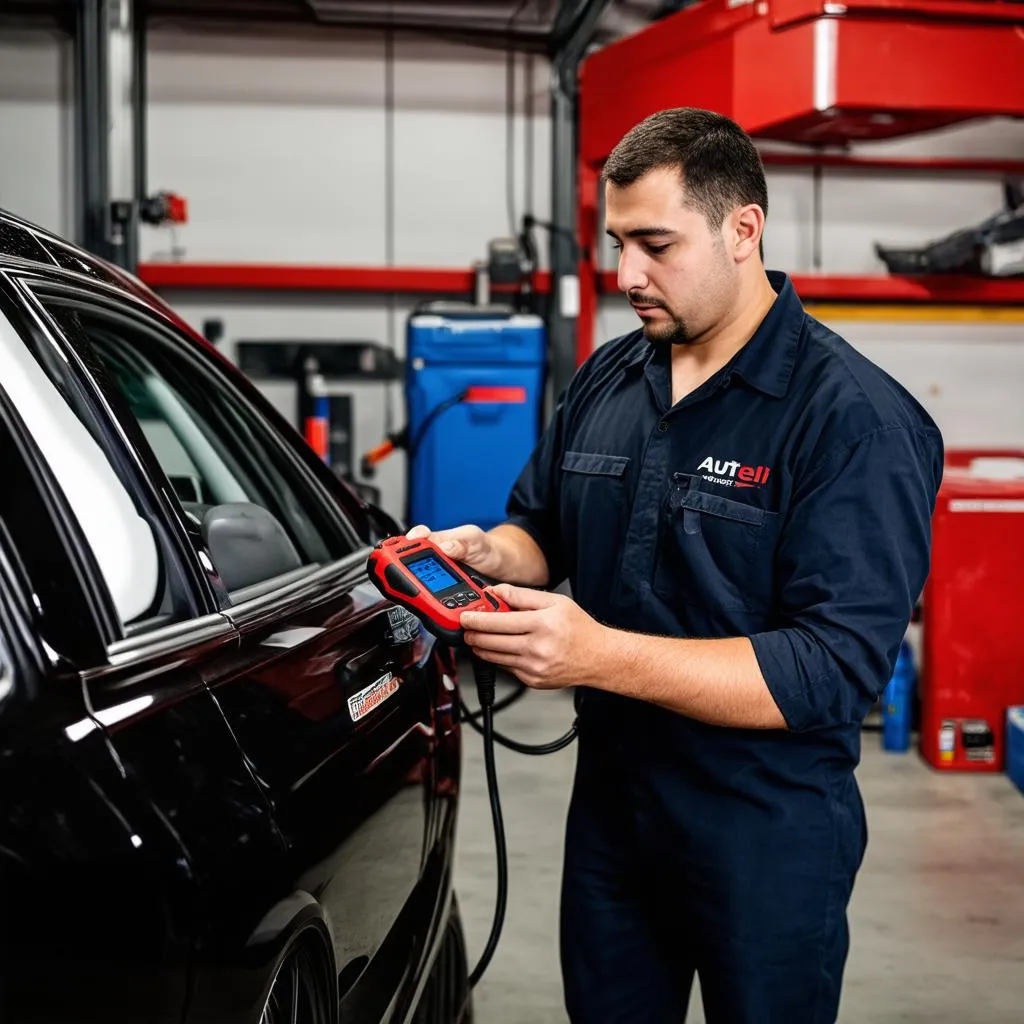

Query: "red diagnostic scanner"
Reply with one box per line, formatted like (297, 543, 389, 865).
(367, 536, 510, 646)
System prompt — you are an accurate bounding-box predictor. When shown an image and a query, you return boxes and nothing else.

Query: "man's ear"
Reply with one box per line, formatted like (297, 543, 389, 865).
(730, 203, 765, 263)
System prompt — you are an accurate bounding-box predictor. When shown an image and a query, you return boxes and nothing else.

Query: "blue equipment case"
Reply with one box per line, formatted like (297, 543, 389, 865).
(1008, 707, 1024, 796)
(405, 311, 546, 533)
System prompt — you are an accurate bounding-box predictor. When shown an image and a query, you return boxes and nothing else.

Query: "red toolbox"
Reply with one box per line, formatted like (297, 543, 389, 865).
(920, 450, 1024, 772)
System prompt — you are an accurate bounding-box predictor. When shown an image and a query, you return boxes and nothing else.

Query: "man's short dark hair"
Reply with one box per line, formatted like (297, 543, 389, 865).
(603, 108, 768, 256)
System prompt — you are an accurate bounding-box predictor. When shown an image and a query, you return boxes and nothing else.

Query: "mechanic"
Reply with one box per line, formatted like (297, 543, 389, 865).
(407, 107, 943, 1024)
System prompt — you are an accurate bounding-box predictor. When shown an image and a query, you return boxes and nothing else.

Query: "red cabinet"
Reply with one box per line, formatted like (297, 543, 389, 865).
(920, 451, 1024, 771)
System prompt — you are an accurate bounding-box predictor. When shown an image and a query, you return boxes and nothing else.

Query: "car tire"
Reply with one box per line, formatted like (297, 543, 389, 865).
(414, 894, 473, 1024)
(259, 936, 334, 1024)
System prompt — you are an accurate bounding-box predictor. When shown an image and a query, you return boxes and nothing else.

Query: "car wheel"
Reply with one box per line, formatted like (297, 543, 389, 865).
(259, 940, 333, 1024)
(414, 895, 473, 1024)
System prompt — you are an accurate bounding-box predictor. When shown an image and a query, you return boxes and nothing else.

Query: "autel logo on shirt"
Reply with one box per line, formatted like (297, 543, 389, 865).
(697, 456, 772, 489)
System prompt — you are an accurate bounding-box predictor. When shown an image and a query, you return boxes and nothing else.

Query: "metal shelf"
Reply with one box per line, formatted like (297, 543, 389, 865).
(137, 263, 490, 293)
(758, 152, 1024, 177)
(136, 262, 1024, 306)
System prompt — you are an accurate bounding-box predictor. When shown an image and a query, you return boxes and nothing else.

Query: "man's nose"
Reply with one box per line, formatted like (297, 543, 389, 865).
(617, 247, 648, 294)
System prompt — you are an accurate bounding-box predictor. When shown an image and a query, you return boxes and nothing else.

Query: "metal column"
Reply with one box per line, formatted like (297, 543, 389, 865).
(547, 0, 609, 401)
(76, 0, 110, 258)
(75, 0, 146, 269)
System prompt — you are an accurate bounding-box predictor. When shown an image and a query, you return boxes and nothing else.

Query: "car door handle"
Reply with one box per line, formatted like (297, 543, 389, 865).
(340, 645, 390, 680)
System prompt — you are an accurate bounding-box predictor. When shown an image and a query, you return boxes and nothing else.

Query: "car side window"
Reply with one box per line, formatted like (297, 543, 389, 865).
(38, 297, 359, 601)
(0, 297, 192, 638)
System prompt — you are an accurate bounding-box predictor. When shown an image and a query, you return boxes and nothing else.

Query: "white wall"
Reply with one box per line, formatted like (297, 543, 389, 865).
(0, 28, 76, 237)
(1, 22, 1022, 521)
(142, 28, 552, 277)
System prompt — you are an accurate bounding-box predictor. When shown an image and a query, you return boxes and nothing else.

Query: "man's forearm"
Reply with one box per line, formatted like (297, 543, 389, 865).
(486, 523, 551, 587)
(590, 628, 788, 730)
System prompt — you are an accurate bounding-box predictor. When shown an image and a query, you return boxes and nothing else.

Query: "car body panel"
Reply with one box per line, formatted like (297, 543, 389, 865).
(0, 208, 467, 1024)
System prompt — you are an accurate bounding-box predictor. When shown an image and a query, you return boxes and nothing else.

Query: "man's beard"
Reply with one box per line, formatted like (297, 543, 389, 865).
(642, 314, 691, 346)
(629, 292, 693, 345)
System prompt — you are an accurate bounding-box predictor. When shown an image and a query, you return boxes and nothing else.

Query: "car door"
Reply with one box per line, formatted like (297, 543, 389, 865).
(26, 279, 452, 1020)
(0, 276, 220, 1024)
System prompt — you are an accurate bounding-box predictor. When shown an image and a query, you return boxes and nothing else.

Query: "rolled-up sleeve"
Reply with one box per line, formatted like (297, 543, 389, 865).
(502, 389, 570, 588)
(750, 424, 943, 732)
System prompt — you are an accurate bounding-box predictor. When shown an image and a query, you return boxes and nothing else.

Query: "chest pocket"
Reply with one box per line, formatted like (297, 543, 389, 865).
(560, 451, 631, 603)
(655, 473, 779, 614)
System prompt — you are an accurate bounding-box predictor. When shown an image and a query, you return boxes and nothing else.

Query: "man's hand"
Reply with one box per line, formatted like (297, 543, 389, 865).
(460, 584, 609, 690)
(461, 584, 787, 728)
(406, 522, 503, 579)
(406, 522, 551, 587)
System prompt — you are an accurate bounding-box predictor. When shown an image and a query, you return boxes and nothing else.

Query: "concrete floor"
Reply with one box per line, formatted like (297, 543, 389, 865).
(453, 676, 1024, 1023)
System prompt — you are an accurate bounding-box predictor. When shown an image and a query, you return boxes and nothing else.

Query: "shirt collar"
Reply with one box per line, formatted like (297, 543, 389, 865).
(621, 270, 804, 399)
(729, 270, 803, 399)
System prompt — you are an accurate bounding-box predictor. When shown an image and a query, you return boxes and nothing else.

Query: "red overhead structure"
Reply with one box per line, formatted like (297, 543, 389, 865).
(576, 0, 1024, 363)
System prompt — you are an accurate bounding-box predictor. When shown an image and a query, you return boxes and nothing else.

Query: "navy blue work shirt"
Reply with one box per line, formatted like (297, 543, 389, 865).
(505, 271, 943, 813)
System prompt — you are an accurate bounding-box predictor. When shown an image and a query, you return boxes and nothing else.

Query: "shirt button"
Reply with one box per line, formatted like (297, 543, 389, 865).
(658, 420, 669, 433)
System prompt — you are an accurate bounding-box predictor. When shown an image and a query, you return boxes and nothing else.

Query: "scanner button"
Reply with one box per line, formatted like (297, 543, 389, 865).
(484, 591, 500, 610)
(444, 599, 458, 609)
(466, 591, 478, 601)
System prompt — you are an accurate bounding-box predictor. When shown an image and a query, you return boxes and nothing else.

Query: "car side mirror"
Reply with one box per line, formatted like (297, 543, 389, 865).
(202, 502, 302, 592)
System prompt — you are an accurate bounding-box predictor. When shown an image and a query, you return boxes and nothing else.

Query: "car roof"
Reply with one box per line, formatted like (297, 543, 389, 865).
(0, 207, 211, 345)
(0, 207, 139, 296)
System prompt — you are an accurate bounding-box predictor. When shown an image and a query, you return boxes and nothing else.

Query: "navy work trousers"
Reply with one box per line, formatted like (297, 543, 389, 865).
(558, 732, 865, 1024)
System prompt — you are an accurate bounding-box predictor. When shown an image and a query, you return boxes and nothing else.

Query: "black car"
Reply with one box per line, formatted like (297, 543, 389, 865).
(0, 209, 472, 1024)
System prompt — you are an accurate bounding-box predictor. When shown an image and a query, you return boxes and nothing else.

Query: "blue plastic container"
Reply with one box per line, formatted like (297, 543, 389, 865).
(406, 312, 546, 532)
(881, 639, 916, 753)
(1007, 707, 1024, 796)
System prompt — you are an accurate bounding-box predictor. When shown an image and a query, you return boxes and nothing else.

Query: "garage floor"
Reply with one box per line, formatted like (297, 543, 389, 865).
(453, 677, 1024, 1023)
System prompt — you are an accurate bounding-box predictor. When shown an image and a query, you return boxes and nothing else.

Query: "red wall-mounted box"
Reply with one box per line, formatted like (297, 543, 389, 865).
(920, 450, 1024, 772)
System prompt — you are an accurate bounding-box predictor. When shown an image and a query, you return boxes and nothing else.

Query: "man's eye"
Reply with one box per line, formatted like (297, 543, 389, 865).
(610, 241, 623, 251)
(646, 243, 670, 256)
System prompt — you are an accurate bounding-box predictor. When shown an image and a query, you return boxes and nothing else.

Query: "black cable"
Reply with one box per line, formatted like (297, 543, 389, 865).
(361, 385, 470, 478)
(523, 213, 581, 261)
(460, 696, 579, 756)
(468, 659, 508, 989)
(505, 0, 535, 238)
(505, 40, 517, 238)
(461, 679, 528, 722)
(524, 52, 535, 221)
(384, 23, 397, 430)
(384, 26, 395, 271)
(409, 388, 469, 456)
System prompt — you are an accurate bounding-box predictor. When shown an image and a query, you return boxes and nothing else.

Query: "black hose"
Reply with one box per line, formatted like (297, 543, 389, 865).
(461, 696, 578, 755)
(468, 658, 508, 989)
(461, 679, 528, 722)
(410, 388, 469, 457)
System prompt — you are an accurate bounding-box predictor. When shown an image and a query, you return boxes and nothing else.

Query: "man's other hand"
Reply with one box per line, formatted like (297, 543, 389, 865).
(460, 584, 609, 690)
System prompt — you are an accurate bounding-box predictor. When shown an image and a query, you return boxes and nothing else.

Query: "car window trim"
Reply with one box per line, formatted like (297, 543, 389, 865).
(227, 564, 324, 606)
(223, 549, 372, 630)
(102, 611, 235, 670)
(101, 548, 374, 671)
